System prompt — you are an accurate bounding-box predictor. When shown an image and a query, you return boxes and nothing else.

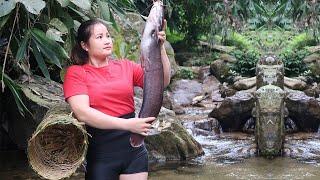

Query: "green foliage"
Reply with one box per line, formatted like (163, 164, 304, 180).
(112, 34, 137, 60)
(175, 67, 194, 80)
(224, 32, 252, 50)
(279, 48, 310, 77)
(168, 0, 211, 45)
(230, 49, 261, 77)
(0, 0, 135, 115)
(287, 33, 317, 50)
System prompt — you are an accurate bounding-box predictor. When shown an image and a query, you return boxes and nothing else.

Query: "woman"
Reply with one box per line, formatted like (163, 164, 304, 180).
(63, 19, 170, 180)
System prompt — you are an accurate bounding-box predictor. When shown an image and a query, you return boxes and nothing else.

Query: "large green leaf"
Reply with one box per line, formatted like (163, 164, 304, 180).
(0, 15, 10, 32)
(49, 18, 68, 34)
(31, 28, 67, 68)
(31, 40, 50, 79)
(0, 0, 16, 17)
(16, 31, 30, 62)
(17, 0, 46, 15)
(56, 9, 74, 29)
(0, 67, 32, 116)
(31, 28, 68, 59)
(55, 0, 70, 7)
(68, 6, 90, 21)
(32, 38, 62, 68)
(70, 0, 91, 11)
(97, 0, 110, 21)
(46, 28, 64, 43)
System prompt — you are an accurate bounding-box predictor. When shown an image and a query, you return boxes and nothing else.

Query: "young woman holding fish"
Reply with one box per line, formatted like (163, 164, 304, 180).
(63, 10, 170, 180)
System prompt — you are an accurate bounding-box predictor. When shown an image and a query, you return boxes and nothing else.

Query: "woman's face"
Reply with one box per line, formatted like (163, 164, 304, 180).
(82, 23, 113, 59)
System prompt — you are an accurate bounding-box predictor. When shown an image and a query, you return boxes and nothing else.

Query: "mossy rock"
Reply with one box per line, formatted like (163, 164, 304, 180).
(145, 122, 203, 162)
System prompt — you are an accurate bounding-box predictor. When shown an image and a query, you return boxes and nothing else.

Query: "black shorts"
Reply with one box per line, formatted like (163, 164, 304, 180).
(85, 112, 148, 180)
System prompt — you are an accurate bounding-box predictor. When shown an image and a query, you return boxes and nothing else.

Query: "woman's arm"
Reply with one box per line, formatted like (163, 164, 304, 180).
(158, 19, 171, 88)
(160, 45, 171, 87)
(67, 94, 154, 136)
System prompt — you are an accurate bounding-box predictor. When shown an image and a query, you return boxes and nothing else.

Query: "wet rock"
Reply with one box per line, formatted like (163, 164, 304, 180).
(233, 76, 256, 90)
(242, 118, 255, 134)
(192, 95, 209, 106)
(171, 79, 203, 106)
(162, 91, 173, 110)
(135, 97, 203, 162)
(284, 77, 307, 90)
(256, 55, 284, 89)
(286, 91, 320, 132)
(303, 53, 320, 63)
(210, 59, 233, 82)
(285, 118, 298, 133)
(219, 83, 237, 98)
(172, 104, 186, 115)
(145, 122, 204, 162)
(254, 85, 286, 157)
(194, 118, 219, 132)
(209, 91, 255, 132)
(202, 75, 221, 96)
(198, 66, 211, 81)
(211, 90, 224, 102)
(304, 83, 320, 98)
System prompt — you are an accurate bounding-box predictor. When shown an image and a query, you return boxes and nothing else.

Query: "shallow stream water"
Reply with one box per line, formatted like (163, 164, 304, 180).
(2, 100, 320, 179)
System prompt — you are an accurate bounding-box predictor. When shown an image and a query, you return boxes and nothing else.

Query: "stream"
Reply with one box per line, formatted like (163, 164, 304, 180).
(1, 99, 320, 179)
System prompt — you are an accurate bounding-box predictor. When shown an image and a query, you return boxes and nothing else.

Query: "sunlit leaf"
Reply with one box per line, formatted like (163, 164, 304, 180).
(49, 18, 68, 34)
(0, 15, 10, 31)
(17, 0, 46, 15)
(46, 28, 64, 43)
(70, 0, 91, 11)
(0, 0, 16, 17)
(16, 31, 30, 62)
(31, 40, 50, 79)
(97, 0, 110, 21)
(55, 0, 70, 7)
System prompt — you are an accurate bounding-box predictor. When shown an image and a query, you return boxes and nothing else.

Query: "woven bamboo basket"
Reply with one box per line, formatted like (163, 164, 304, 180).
(28, 105, 88, 180)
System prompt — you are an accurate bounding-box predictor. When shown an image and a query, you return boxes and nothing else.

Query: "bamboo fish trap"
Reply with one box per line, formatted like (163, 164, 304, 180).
(27, 104, 88, 180)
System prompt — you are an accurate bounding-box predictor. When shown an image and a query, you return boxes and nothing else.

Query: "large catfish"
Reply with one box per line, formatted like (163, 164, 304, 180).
(130, 0, 164, 147)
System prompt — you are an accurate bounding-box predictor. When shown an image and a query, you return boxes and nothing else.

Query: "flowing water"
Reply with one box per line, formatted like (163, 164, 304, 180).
(2, 100, 320, 179)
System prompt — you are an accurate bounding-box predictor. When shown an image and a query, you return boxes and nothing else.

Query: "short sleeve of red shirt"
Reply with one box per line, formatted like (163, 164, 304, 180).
(63, 65, 88, 101)
(129, 60, 144, 88)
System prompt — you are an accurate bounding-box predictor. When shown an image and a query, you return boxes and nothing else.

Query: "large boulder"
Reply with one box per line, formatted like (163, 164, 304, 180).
(200, 66, 221, 96)
(134, 97, 204, 162)
(303, 53, 320, 79)
(284, 77, 307, 91)
(254, 85, 286, 157)
(210, 59, 233, 82)
(209, 91, 255, 131)
(286, 91, 320, 132)
(145, 122, 204, 162)
(171, 79, 203, 106)
(233, 76, 256, 90)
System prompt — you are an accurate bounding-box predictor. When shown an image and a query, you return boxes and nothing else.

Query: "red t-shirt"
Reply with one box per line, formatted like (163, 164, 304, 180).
(63, 59, 144, 117)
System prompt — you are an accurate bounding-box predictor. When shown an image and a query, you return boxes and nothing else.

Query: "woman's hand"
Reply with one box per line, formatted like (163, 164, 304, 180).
(158, 19, 167, 46)
(124, 117, 155, 136)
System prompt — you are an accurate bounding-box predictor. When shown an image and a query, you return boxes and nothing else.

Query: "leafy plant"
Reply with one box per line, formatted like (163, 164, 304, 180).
(174, 67, 194, 79)
(279, 48, 310, 77)
(230, 49, 261, 77)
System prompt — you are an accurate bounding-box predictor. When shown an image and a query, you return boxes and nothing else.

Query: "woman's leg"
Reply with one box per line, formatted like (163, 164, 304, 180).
(119, 172, 148, 180)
